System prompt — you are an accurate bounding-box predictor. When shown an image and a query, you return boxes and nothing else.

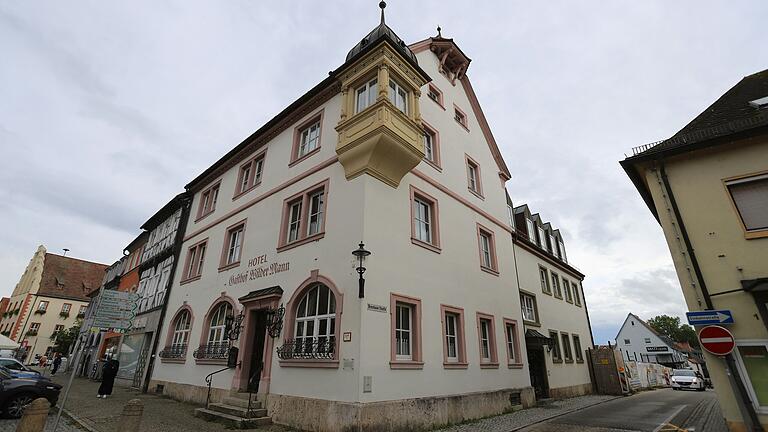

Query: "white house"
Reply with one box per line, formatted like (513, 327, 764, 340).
(615, 313, 687, 368)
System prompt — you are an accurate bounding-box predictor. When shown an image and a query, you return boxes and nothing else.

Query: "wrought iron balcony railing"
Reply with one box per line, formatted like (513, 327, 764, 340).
(277, 338, 335, 360)
(192, 342, 229, 360)
(159, 344, 188, 359)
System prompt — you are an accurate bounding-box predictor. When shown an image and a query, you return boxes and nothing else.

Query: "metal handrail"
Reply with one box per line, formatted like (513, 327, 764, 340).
(204, 366, 231, 409)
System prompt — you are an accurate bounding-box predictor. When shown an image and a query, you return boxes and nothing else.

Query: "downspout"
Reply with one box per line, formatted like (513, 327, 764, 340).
(659, 164, 761, 431)
(141, 195, 192, 393)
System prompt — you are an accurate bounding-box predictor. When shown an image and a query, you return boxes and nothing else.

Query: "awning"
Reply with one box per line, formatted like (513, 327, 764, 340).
(0, 334, 20, 350)
(525, 329, 552, 346)
(239, 286, 283, 303)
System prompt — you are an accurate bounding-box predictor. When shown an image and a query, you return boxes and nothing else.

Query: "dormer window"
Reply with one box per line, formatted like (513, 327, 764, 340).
(355, 78, 378, 113)
(526, 219, 536, 242)
(559, 241, 567, 262)
(388, 79, 408, 113)
(549, 235, 556, 254)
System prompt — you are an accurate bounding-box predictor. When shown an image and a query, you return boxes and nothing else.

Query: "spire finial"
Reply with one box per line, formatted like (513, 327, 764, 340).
(379, 1, 386, 24)
(437, 25, 442, 38)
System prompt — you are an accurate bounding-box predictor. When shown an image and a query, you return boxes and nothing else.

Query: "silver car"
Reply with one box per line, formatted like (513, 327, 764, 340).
(671, 369, 706, 391)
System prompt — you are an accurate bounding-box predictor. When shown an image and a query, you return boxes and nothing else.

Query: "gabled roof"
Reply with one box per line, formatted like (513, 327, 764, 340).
(38, 253, 108, 301)
(621, 69, 768, 220)
(616, 313, 680, 350)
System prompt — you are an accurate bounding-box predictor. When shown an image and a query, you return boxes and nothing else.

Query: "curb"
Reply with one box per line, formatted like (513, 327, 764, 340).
(507, 395, 624, 432)
(60, 408, 102, 432)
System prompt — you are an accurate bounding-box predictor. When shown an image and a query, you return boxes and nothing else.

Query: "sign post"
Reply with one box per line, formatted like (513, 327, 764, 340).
(698, 325, 736, 356)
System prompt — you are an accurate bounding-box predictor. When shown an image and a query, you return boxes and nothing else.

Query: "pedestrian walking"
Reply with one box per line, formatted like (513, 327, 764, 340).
(51, 353, 62, 375)
(97, 357, 119, 398)
(38, 354, 48, 368)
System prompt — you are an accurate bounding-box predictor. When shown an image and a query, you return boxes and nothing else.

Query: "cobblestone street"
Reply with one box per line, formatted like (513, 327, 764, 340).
(0, 413, 84, 432)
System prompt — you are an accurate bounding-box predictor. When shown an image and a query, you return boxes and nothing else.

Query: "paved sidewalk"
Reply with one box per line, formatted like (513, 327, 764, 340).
(433, 394, 620, 432)
(0, 412, 85, 432)
(49, 375, 293, 432)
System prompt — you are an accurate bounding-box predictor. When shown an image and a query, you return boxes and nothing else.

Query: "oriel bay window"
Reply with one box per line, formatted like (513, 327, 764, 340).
(441, 305, 468, 368)
(182, 239, 207, 282)
(278, 180, 329, 252)
(410, 186, 441, 253)
(235, 152, 265, 197)
(194, 301, 233, 362)
(476, 313, 498, 368)
(388, 79, 408, 113)
(219, 220, 246, 271)
(390, 293, 423, 369)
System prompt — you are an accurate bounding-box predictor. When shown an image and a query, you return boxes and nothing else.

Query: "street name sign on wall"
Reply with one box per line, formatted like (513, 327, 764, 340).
(698, 325, 735, 356)
(686, 310, 734, 326)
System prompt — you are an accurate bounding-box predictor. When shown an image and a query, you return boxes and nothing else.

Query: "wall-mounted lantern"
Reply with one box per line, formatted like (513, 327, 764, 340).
(352, 242, 371, 298)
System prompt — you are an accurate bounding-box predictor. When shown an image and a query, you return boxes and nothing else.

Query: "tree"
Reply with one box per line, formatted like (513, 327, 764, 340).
(647, 315, 699, 348)
(51, 322, 81, 355)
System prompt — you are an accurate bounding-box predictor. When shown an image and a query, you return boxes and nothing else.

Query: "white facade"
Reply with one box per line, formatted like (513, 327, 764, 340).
(615, 313, 686, 366)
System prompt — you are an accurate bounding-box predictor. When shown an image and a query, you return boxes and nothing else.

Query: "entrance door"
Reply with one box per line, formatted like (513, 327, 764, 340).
(527, 345, 549, 399)
(247, 311, 268, 393)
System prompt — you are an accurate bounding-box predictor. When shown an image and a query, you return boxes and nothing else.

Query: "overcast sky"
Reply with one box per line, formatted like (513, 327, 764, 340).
(1, 1, 766, 345)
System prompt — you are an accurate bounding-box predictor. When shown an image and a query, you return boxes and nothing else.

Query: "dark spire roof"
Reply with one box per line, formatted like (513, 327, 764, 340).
(345, 1, 418, 65)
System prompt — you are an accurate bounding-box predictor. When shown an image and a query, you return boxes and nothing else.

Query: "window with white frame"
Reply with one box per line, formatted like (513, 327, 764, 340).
(294, 284, 336, 354)
(573, 334, 584, 362)
(298, 120, 321, 158)
(550, 330, 562, 361)
(467, 159, 481, 195)
(427, 84, 443, 106)
(561, 333, 573, 362)
(505, 321, 518, 364)
(413, 197, 433, 244)
(549, 235, 557, 254)
(281, 182, 328, 249)
(207, 302, 232, 345)
(551, 272, 562, 298)
(559, 240, 567, 262)
(563, 278, 573, 303)
(537, 227, 546, 248)
(478, 229, 495, 271)
(507, 206, 515, 227)
(224, 223, 245, 266)
(573, 282, 581, 306)
(388, 79, 408, 113)
(287, 200, 302, 243)
(539, 267, 551, 294)
(444, 312, 460, 362)
(307, 191, 325, 236)
(520, 293, 538, 323)
(37, 301, 48, 312)
(29, 322, 40, 332)
(356, 78, 378, 113)
(527, 219, 536, 242)
(184, 240, 207, 280)
(395, 303, 413, 361)
(78, 305, 87, 315)
(172, 310, 191, 347)
(726, 174, 768, 235)
(454, 107, 467, 128)
(197, 183, 220, 219)
(423, 129, 436, 164)
(479, 318, 492, 362)
(236, 154, 265, 195)
(61, 303, 71, 313)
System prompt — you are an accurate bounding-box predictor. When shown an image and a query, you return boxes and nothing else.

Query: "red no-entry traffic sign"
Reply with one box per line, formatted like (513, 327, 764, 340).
(699, 325, 735, 356)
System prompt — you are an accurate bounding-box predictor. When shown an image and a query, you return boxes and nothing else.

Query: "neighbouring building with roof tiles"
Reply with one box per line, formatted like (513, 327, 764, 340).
(622, 68, 768, 430)
(137, 6, 595, 431)
(0, 245, 107, 363)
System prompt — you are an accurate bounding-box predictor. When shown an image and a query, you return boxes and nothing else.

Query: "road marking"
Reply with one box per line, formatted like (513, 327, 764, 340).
(653, 405, 687, 432)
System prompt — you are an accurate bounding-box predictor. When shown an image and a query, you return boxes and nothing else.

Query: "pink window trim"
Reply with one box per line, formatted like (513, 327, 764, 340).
(426, 84, 445, 110)
(440, 304, 468, 369)
(503, 317, 524, 368)
(289, 109, 325, 168)
(161, 304, 195, 363)
(195, 180, 222, 222)
(279, 270, 343, 368)
(195, 293, 239, 365)
(409, 185, 441, 254)
(465, 154, 484, 199)
(453, 104, 469, 132)
(476, 223, 499, 275)
(233, 149, 267, 201)
(180, 237, 209, 284)
(476, 312, 499, 368)
(276, 178, 330, 253)
(421, 120, 442, 171)
(218, 219, 247, 272)
(389, 293, 424, 369)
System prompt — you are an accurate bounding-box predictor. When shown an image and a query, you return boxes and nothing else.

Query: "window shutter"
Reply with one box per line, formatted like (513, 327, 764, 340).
(729, 178, 768, 230)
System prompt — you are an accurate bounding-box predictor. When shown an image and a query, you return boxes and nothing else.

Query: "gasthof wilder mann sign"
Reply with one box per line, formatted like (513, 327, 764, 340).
(228, 254, 290, 286)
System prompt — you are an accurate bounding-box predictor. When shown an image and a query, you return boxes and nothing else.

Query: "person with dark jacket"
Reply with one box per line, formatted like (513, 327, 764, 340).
(97, 358, 119, 398)
(51, 353, 62, 375)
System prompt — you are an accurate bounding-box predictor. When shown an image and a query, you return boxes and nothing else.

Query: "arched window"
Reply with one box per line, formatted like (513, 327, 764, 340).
(207, 302, 233, 344)
(171, 310, 191, 347)
(294, 284, 336, 354)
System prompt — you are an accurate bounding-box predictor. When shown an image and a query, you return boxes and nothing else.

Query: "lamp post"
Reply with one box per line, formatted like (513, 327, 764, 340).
(352, 242, 371, 298)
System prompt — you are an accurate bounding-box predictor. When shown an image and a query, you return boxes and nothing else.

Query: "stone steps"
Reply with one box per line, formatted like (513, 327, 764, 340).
(222, 396, 262, 409)
(209, 402, 268, 418)
(194, 407, 272, 429)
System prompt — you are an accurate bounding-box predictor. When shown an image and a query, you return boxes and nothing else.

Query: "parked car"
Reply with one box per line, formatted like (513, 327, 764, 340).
(0, 358, 40, 378)
(0, 367, 61, 418)
(671, 369, 706, 391)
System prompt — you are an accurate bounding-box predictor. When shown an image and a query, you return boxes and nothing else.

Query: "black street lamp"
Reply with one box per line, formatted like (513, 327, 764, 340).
(352, 242, 371, 298)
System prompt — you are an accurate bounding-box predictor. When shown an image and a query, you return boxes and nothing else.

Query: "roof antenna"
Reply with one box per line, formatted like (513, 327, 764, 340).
(437, 25, 442, 38)
(62, 248, 70, 257)
(379, 1, 386, 24)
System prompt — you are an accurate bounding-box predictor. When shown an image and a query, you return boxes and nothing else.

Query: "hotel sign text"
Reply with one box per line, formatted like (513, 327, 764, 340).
(228, 254, 290, 286)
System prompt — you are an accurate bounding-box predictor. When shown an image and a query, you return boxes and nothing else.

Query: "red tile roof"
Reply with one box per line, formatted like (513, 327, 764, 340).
(38, 254, 108, 301)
